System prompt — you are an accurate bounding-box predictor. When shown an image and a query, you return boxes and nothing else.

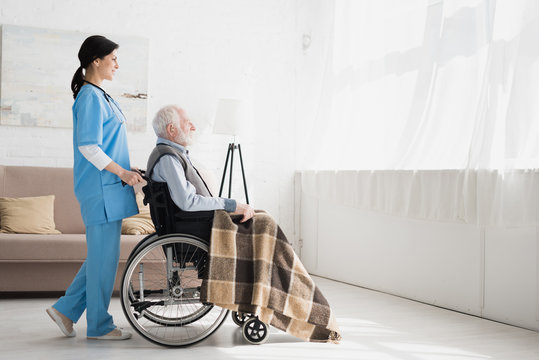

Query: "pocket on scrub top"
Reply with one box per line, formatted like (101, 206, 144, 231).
(102, 181, 133, 220)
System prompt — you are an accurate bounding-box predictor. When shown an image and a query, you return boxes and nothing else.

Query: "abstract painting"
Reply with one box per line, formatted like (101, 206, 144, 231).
(0, 24, 148, 131)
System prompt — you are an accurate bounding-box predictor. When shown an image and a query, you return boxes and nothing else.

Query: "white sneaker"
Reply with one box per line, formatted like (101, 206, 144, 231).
(87, 328, 132, 340)
(46, 307, 76, 337)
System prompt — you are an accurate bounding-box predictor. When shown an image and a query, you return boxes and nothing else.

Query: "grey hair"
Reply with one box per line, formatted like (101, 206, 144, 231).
(152, 105, 180, 138)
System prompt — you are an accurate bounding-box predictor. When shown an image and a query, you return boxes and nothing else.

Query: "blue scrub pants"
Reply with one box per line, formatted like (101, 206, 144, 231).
(53, 220, 122, 337)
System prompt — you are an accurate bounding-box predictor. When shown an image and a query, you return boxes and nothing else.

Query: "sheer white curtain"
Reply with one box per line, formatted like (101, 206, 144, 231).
(297, 0, 539, 225)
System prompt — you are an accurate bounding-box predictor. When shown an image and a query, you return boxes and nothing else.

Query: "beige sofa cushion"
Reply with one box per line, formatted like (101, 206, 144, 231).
(0, 233, 145, 261)
(0, 195, 61, 234)
(0, 166, 85, 234)
(0, 166, 147, 234)
(122, 192, 155, 235)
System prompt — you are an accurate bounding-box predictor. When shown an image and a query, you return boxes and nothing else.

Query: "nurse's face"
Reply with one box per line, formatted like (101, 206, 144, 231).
(95, 49, 119, 81)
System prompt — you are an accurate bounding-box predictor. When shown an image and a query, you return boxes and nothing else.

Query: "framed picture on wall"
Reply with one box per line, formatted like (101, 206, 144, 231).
(0, 24, 148, 131)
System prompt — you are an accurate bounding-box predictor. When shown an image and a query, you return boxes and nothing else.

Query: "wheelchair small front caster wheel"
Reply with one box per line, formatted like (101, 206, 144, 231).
(242, 317, 269, 345)
(231, 311, 249, 327)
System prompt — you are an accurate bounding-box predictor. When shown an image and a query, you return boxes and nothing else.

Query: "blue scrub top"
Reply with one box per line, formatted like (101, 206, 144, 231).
(72, 84, 138, 226)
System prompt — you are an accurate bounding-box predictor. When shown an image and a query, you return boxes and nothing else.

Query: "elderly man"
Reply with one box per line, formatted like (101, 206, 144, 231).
(146, 105, 341, 344)
(147, 105, 254, 221)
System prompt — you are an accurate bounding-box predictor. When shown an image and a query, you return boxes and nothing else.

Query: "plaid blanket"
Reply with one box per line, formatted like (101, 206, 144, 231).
(200, 210, 341, 343)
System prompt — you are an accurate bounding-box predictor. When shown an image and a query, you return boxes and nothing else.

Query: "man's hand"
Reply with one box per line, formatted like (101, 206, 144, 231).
(232, 203, 255, 223)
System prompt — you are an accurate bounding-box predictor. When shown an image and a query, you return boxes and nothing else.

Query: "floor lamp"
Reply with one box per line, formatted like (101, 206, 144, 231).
(213, 99, 250, 204)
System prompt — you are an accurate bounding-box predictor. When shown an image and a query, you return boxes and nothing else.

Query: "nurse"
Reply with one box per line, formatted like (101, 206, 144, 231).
(46, 35, 142, 340)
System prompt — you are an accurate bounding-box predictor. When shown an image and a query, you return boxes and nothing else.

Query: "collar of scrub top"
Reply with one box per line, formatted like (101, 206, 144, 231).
(83, 80, 126, 123)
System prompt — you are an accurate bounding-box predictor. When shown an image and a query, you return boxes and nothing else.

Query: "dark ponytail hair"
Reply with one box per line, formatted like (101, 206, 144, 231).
(71, 35, 119, 99)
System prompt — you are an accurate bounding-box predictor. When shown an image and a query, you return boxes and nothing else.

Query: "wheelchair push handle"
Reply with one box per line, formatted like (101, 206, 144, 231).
(121, 169, 150, 187)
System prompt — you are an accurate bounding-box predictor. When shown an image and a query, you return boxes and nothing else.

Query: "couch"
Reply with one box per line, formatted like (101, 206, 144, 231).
(0, 165, 147, 293)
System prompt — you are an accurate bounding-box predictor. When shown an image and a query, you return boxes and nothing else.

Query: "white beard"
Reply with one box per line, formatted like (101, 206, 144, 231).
(175, 131, 193, 147)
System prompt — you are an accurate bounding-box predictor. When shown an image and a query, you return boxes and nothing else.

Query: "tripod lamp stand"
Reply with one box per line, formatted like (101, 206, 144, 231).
(213, 98, 250, 204)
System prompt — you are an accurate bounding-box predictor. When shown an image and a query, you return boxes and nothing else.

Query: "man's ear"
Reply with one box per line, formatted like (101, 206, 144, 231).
(166, 123, 176, 138)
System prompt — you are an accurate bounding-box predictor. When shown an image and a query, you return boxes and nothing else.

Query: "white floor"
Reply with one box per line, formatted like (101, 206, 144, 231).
(1, 276, 538, 360)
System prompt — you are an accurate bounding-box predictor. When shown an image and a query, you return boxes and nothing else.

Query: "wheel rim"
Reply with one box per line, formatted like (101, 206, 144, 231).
(244, 318, 268, 344)
(121, 235, 228, 346)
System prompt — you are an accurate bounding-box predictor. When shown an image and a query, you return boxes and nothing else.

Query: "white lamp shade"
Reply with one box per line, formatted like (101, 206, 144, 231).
(213, 98, 246, 136)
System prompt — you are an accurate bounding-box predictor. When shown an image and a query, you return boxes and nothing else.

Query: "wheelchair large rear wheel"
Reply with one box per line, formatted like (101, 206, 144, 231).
(121, 234, 228, 347)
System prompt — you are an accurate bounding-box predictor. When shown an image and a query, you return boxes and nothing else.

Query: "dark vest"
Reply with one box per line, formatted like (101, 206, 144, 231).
(144, 143, 214, 241)
(146, 143, 212, 197)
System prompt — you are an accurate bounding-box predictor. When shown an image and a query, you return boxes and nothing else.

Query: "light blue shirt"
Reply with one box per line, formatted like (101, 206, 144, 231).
(151, 138, 236, 212)
(72, 84, 138, 225)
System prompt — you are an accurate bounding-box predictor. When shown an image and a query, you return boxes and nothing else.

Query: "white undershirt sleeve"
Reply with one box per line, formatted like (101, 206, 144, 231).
(78, 144, 113, 171)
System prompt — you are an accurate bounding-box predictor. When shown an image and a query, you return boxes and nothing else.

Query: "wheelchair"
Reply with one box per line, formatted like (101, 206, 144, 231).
(120, 172, 269, 347)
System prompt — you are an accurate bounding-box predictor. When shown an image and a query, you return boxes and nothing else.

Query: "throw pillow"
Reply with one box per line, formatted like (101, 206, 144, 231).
(0, 195, 61, 234)
(121, 192, 155, 235)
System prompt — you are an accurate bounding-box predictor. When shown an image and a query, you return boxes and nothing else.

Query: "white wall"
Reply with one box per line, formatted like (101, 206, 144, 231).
(0, 0, 302, 236)
(299, 181, 539, 332)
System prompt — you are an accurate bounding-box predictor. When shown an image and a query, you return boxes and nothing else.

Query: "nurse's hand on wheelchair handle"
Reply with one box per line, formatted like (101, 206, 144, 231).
(120, 169, 144, 187)
(232, 203, 255, 223)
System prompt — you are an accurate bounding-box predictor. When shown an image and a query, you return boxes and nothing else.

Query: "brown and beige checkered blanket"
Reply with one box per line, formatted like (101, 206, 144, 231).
(200, 210, 341, 343)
